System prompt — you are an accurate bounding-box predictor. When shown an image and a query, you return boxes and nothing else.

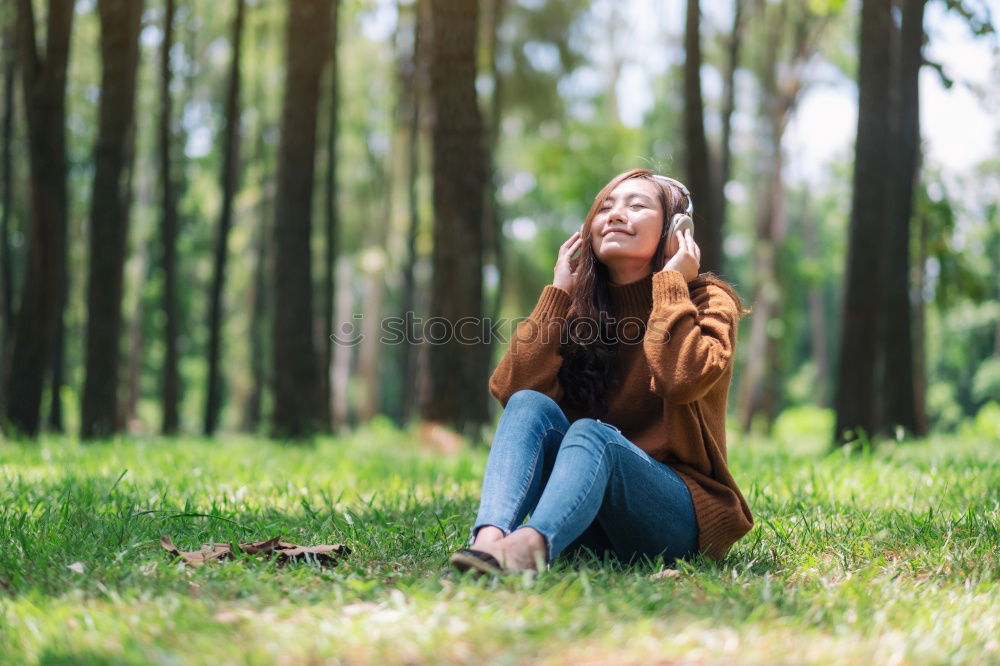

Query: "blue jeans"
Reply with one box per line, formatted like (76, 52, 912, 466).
(469, 389, 698, 565)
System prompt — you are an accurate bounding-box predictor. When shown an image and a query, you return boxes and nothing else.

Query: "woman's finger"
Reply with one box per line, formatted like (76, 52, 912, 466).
(560, 231, 580, 249)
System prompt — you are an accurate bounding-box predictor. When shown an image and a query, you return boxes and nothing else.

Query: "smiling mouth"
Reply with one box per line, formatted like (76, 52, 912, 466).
(604, 230, 631, 237)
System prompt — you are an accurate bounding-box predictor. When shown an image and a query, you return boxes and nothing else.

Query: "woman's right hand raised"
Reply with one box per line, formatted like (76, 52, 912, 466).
(553, 230, 583, 294)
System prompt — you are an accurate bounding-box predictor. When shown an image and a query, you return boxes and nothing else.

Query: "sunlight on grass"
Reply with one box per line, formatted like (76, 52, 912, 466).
(1, 421, 997, 665)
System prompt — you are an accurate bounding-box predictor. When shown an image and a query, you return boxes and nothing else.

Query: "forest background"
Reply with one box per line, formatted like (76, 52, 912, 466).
(1, 0, 998, 446)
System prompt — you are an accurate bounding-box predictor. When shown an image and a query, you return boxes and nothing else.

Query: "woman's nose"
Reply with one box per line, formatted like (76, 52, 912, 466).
(608, 203, 627, 223)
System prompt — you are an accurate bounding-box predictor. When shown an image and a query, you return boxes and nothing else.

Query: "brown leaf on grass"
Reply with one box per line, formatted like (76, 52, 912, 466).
(160, 536, 232, 567)
(160, 535, 350, 568)
(650, 568, 682, 580)
(239, 536, 283, 555)
(275, 544, 350, 564)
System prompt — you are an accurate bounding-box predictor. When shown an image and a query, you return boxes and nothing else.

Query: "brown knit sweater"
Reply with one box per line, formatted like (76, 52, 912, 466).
(488, 268, 753, 561)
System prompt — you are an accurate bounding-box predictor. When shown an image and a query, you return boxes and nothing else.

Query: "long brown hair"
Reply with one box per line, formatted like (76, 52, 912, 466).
(557, 169, 749, 416)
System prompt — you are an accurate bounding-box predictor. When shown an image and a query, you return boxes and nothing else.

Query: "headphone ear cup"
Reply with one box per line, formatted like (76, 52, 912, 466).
(666, 213, 694, 257)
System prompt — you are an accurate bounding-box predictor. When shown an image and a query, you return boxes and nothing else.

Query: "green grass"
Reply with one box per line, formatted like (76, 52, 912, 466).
(1, 416, 997, 665)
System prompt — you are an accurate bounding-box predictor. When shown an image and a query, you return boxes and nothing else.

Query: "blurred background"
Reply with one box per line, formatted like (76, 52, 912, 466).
(0, 0, 997, 445)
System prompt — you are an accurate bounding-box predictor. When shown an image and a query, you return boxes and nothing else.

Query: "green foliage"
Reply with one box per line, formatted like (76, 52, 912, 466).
(772, 404, 836, 444)
(973, 360, 1000, 405)
(960, 400, 1000, 441)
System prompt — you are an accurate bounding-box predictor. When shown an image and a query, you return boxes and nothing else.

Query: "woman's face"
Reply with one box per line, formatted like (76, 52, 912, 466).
(589, 178, 664, 273)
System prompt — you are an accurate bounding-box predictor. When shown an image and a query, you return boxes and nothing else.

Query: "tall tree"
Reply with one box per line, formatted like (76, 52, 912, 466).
(423, 0, 489, 434)
(715, 0, 745, 252)
(483, 0, 506, 372)
(834, 0, 894, 444)
(80, 0, 145, 439)
(47, 258, 66, 431)
(159, 0, 180, 434)
(738, 2, 828, 432)
(881, 0, 926, 436)
(801, 199, 831, 406)
(243, 200, 270, 432)
(270, 0, 333, 438)
(321, 0, 340, 430)
(2, 0, 74, 436)
(1, 11, 15, 342)
(204, 0, 247, 436)
(397, 0, 423, 424)
(683, 0, 722, 275)
(242, 6, 276, 433)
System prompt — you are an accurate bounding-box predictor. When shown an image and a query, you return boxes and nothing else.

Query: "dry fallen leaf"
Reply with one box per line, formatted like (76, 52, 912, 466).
(67, 561, 86, 574)
(650, 568, 681, 580)
(160, 536, 231, 567)
(160, 535, 350, 568)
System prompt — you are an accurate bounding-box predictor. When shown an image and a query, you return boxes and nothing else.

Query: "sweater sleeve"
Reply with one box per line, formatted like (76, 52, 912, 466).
(488, 285, 572, 407)
(643, 270, 739, 405)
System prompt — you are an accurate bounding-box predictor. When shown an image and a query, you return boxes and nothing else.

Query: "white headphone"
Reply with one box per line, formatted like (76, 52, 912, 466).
(651, 175, 695, 259)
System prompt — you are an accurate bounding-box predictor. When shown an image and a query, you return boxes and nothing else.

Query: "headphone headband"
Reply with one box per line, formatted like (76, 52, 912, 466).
(652, 175, 694, 216)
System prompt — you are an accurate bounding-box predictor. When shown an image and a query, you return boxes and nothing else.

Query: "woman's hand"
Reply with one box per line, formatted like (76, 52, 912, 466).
(662, 228, 701, 282)
(553, 230, 583, 294)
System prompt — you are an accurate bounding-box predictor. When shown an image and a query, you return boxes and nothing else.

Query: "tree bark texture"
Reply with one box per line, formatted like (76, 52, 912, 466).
(80, 0, 144, 439)
(3, 0, 74, 436)
(270, 0, 332, 438)
(683, 0, 722, 276)
(321, 0, 340, 430)
(204, 0, 247, 436)
(159, 0, 181, 435)
(882, 0, 925, 437)
(424, 0, 490, 434)
(834, 0, 894, 444)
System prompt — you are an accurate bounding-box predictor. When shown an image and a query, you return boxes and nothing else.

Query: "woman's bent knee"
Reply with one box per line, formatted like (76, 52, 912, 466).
(561, 418, 616, 452)
(506, 389, 562, 416)
(501, 390, 570, 434)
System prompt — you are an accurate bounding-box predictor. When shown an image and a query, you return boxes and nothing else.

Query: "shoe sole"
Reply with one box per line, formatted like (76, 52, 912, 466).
(450, 550, 505, 576)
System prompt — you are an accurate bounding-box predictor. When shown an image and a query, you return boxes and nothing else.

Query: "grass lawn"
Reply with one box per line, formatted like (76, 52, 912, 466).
(1, 416, 998, 665)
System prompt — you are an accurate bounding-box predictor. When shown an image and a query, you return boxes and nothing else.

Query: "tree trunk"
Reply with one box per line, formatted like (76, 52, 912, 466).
(204, 0, 246, 436)
(483, 0, 506, 427)
(321, 0, 340, 431)
(3, 0, 74, 437)
(715, 0, 744, 266)
(270, 0, 332, 438)
(802, 200, 830, 407)
(80, 0, 144, 440)
(241, 8, 273, 433)
(243, 202, 269, 433)
(159, 0, 180, 435)
(356, 128, 391, 423)
(47, 267, 65, 431)
(912, 200, 928, 435)
(330, 255, 353, 429)
(423, 0, 489, 435)
(1, 16, 15, 341)
(882, 0, 925, 437)
(739, 112, 788, 433)
(398, 0, 423, 424)
(683, 0, 722, 276)
(120, 234, 149, 434)
(834, 0, 894, 445)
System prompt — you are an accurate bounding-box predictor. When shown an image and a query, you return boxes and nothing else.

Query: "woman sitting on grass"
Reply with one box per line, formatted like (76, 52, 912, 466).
(451, 168, 753, 575)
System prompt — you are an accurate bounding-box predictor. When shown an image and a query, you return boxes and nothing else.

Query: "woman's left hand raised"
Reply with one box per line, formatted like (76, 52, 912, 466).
(661, 229, 701, 282)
